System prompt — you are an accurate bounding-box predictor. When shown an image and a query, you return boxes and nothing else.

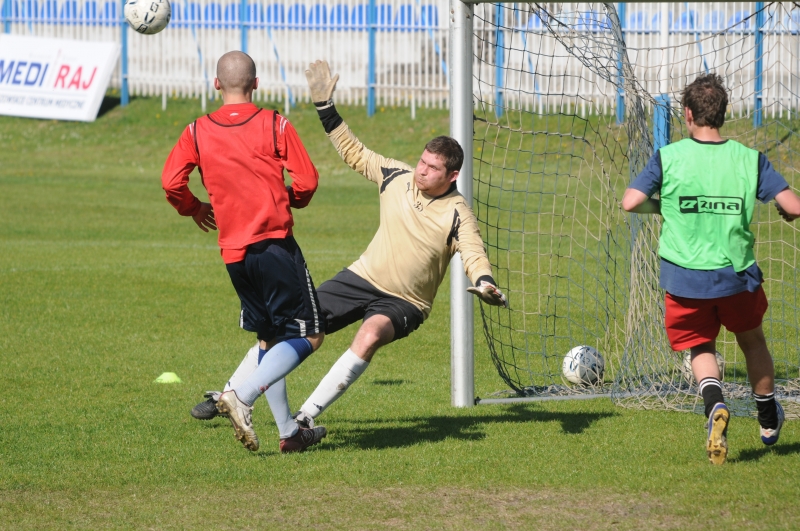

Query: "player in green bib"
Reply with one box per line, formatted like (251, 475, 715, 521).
(622, 74, 800, 465)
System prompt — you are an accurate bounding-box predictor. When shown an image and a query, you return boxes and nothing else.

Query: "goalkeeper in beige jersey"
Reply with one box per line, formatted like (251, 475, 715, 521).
(190, 60, 506, 433)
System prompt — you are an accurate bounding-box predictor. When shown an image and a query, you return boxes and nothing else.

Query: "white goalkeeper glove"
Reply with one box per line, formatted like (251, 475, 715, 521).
(467, 281, 508, 308)
(305, 60, 339, 109)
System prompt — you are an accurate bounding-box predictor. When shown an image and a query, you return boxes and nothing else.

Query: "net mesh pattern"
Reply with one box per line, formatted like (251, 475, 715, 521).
(472, 2, 800, 418)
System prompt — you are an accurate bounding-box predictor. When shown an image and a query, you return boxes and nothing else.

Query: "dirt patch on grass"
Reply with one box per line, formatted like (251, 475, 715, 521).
(1, 485, 692, 530)
(345, 486, 681, 531)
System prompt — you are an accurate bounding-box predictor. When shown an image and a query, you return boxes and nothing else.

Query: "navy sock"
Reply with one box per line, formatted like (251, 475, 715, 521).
(754, 392, 778, 429)
(699, 377, 724, 418)
(284, 338, 313, 361)
(257, 339, 311, 363)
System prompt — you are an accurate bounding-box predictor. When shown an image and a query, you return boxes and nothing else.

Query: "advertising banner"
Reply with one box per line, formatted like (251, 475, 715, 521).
(0, 35, 120, 122)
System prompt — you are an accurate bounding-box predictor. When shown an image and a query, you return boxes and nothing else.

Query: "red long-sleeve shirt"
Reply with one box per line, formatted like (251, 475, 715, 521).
(162, 103, 319, 263)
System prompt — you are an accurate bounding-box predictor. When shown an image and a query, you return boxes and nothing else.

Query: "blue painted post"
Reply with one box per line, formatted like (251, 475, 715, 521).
(3, 0, 11, 33)
(616, 2, 626, 125)
(754, 2, 765, 128)
(240, 0, 248, 53)
(121, 4, 129, 106)
(653, 95, 671, 151)
(494, 3, 503, 118)
(367, 0, 376, 117)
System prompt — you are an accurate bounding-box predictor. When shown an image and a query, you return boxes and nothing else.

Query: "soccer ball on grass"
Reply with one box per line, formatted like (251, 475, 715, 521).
(562, 345, 605, 385)
(124, 0, 171, 35)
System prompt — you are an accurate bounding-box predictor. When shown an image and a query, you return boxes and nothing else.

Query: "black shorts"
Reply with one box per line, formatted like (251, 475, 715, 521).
(226, 236, 324, 343)
(317, 268, 424, 342)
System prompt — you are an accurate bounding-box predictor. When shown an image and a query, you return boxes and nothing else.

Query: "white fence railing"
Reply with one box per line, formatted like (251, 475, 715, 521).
(1, 2, 798, 116)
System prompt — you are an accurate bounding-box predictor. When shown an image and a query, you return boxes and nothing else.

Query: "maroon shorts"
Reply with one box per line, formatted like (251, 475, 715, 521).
(664, 287, 769, 351)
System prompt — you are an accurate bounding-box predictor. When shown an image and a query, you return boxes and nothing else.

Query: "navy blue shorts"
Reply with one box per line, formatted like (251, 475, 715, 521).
(226, 236, 324, 343)
(316, 269, 424, 342)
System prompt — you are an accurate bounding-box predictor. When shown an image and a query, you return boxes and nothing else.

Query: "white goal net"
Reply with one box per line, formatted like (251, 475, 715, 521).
(466, 2, 800, 418)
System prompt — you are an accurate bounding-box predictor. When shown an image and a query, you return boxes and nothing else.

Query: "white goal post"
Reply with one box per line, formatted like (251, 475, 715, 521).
(449, 0, 475, 407)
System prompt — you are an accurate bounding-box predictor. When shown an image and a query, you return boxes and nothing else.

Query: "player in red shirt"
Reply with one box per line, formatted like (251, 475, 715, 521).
(162, 51, 326, 453)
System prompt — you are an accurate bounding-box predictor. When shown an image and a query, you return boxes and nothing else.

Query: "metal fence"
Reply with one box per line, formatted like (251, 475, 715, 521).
(476, 2, 800, 120)
(1, 1, 798, 116)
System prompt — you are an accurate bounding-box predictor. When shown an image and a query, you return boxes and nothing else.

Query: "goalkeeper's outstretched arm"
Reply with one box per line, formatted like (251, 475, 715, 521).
(454, 203, 508, 308)
(306, 60, 343, 134)
(305, 60, 406, 188)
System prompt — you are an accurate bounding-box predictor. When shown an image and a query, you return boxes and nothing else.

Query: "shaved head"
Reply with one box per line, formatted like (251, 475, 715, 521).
(216, 51, 256, 94)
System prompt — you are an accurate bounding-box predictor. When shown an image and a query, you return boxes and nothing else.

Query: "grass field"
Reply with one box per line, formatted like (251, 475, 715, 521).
(2, 96, 800, 530)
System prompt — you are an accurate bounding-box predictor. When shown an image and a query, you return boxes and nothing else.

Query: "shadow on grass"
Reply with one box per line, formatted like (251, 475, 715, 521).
(372, 379, 409, 386)
(97, 95, 122, 118)
(733, 441, 800, 463)
(327, 403, 617, 451)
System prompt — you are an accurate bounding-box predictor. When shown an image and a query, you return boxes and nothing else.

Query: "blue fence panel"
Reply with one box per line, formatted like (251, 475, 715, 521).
(3, 3, 788, 35)
(519, 11, 547, 31)
(265, 2, 284, 27)
(330, 2, 346, 29)
(170, 2, 183, 27)
(673, 10, 698, 30)
(704, 10, 725, 30)
(247, 2, 264, 28)
(99, 0, 115, 24)
(378, 3, 390, 29)
(21, 0, 38, 20)
(81, 0, 97, 24)
(728, 10, 751, 30)
(204, 2, 222, 28)
(39, 0, 56, 22)
(576, 10, 609, 32)
(223, 2, 238, 28)
(651, 11, 672, 30)
(95, 0, 376, 29)
(351, 2, 365, 29)
(352, 3, 393, 31)
(307, 2, 325, 27)
(788, 10, 800, 34)
(59, 0, 78, 24)
(393, 3, 413, 31)
(627, 10, 650, 31)
(188, 3, 202, 26)
(8, 0, 20, 21)
(171, 2, 203, 28)
(419, 3, 435, 27)
(287, 3, 305, 27)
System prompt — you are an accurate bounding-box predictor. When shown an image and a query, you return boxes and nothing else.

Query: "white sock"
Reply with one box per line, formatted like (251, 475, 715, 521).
(224, 342, 260, 392)
(264, 378, 298, 439)
(300, 349, 369, 418)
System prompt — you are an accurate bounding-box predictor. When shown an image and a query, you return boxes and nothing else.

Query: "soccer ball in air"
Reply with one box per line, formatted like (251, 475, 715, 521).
(562, 345, 605, 385)
(681, 351, 725, 383)
(124, 0, 171, 34)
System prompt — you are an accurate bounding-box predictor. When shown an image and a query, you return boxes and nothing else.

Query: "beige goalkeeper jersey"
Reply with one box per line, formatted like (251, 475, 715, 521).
(328, 121, 493, 319)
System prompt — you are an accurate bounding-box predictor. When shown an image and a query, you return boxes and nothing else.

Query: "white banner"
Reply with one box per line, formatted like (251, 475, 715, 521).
(0, 35, 119, 122)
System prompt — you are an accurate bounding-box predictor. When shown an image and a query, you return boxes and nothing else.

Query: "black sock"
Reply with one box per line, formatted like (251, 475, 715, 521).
(754, 392, 778, 429)
(699, 377, 724, 418)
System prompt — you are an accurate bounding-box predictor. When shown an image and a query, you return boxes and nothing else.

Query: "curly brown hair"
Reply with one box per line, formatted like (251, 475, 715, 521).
(681, 73, 728, 129)
(424, 136, 464, 173)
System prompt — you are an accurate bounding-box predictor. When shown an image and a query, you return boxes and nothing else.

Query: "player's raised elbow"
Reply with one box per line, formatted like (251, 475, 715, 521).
(621, 188, 646, 212)
(775, 188, 800, 218)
